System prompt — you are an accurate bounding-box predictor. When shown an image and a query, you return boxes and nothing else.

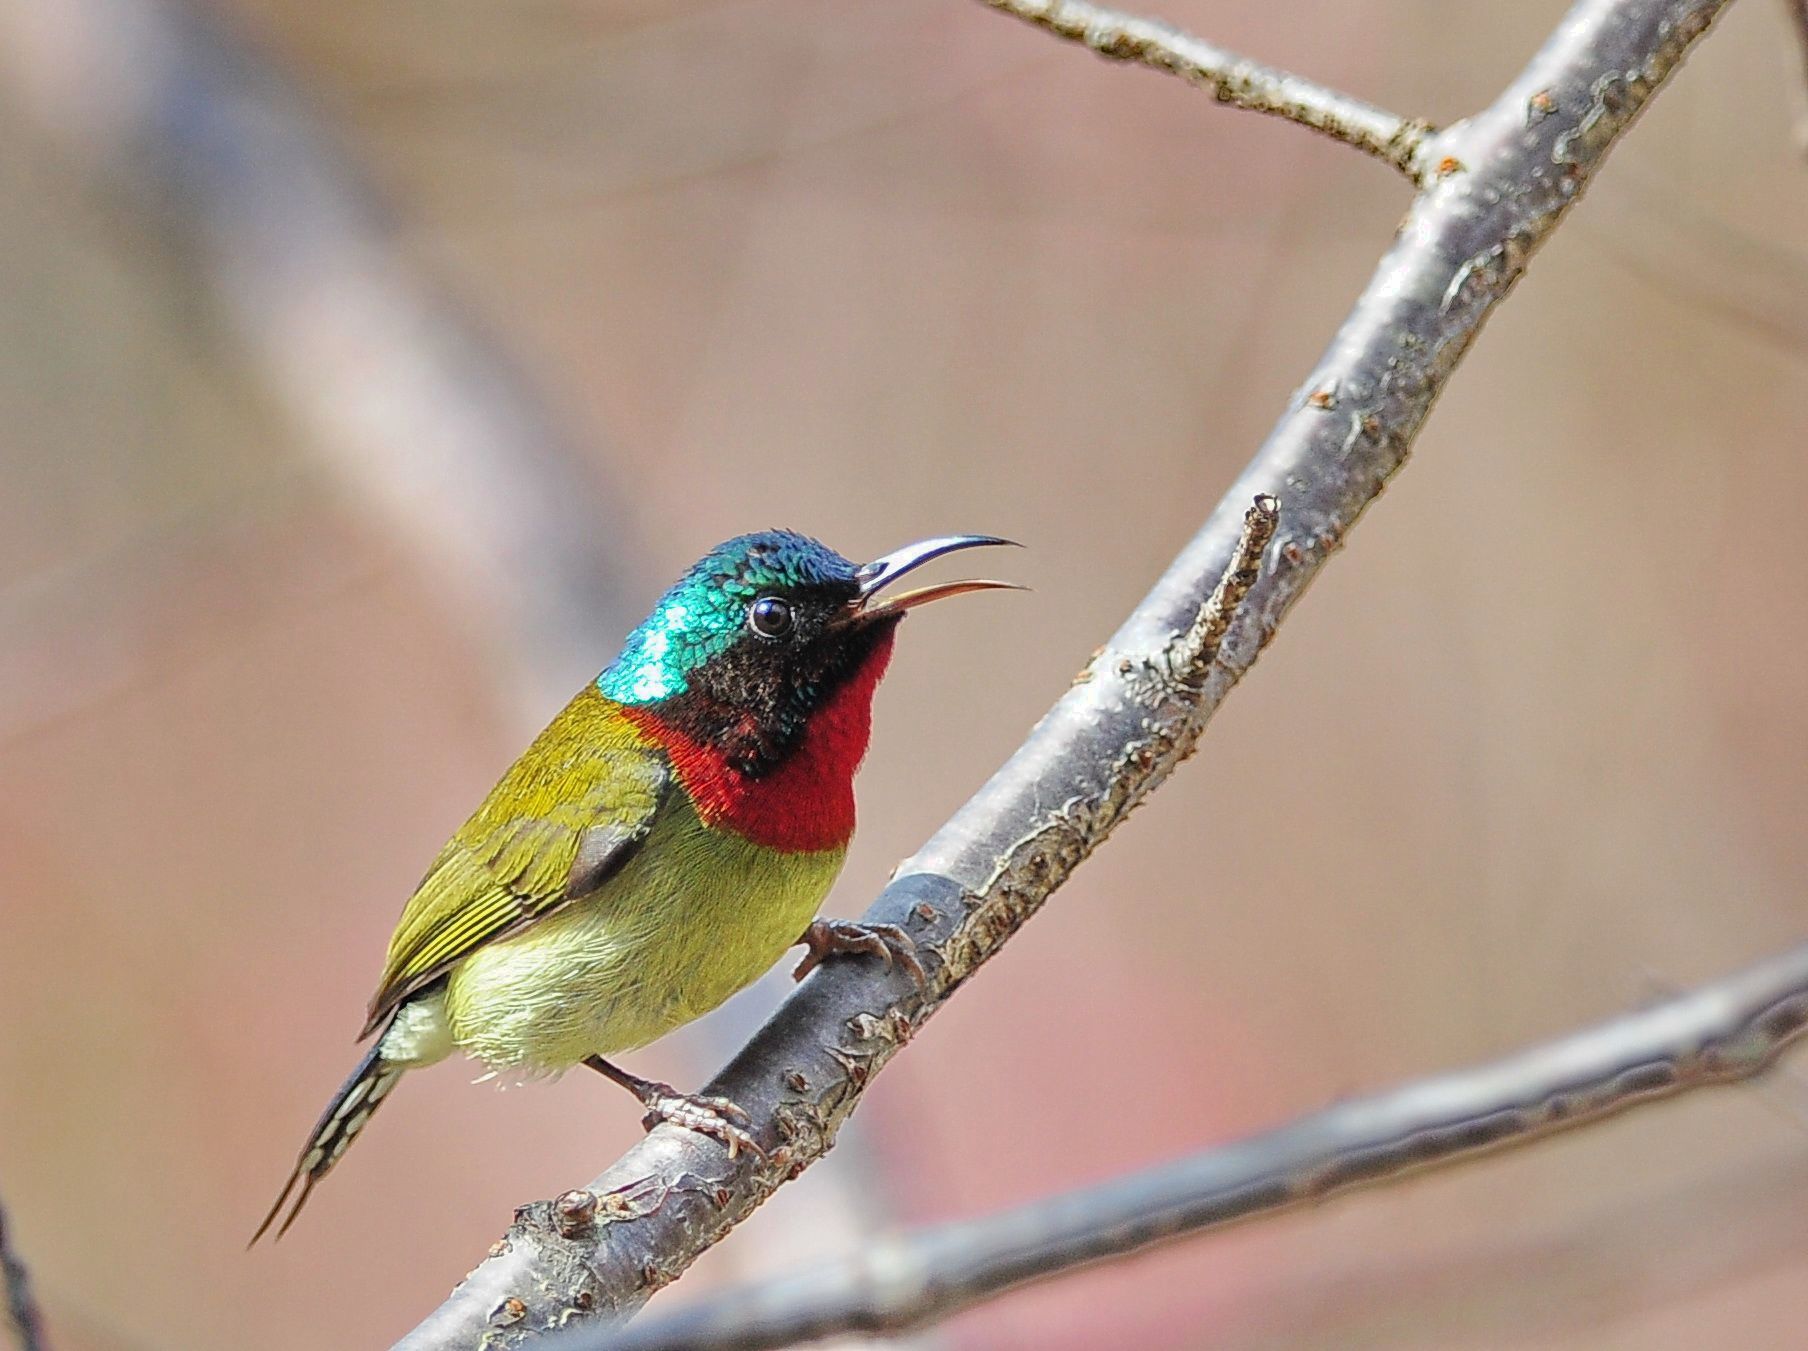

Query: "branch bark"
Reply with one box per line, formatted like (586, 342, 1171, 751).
(554, 941, 1808, 1349)
(0, 1196, 44, 1351)
(982, 0, 1436, 180)
(398, 0, 1732, 1342)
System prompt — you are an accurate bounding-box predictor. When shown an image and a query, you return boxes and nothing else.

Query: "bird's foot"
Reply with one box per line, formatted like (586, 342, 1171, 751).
(638, 1086, 763, 1161)
(792, 919, 927, 987)
(584, 1056, 763, 1160)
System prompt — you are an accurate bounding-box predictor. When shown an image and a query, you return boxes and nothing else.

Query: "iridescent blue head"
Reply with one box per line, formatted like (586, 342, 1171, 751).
(598, 529, 1018, 773)
(600, 531, 858, 703)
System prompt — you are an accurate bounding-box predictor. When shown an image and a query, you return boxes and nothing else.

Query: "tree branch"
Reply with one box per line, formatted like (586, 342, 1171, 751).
(981, 0, 1437, 181)
(397, 0, 1732, 1343)
(0, 1196, 44, 1351)
(557, 941, 1808, 1349)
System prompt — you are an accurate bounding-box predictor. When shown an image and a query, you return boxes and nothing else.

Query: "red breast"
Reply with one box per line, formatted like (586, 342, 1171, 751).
(620, 630, 896, 853)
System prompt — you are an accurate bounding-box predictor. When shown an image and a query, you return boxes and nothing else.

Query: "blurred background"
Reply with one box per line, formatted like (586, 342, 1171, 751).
(2, 0, 1807, 1347)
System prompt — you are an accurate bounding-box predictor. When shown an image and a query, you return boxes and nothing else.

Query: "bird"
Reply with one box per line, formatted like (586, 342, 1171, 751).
(253, 529, 1018, 1242)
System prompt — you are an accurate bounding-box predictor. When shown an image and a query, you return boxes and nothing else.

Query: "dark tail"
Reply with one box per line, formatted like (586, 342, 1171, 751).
(251, 1042, 404, 1244)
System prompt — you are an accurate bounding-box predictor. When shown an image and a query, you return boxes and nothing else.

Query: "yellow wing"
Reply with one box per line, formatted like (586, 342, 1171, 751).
(362, 689, 668, 1036)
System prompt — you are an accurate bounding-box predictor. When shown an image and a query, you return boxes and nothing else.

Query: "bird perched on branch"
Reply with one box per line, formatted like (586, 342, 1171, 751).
(255, 529, 1018, 1241)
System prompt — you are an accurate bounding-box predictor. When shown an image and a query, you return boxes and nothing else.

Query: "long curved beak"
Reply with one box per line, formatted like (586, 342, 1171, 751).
(854, 535, 1023, 615)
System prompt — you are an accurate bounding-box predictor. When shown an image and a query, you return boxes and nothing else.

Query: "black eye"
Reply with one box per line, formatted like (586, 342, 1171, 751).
(748, 596, 793, 638)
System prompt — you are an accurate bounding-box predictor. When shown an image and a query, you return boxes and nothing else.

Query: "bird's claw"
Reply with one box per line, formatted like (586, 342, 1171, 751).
(792, 919, 927, 987)
(635, 1082, 763, 1160)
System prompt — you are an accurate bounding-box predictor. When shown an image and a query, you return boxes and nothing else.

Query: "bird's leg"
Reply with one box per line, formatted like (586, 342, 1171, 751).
(792, 918, 927, 987)
(583, 1056, 763, 1161)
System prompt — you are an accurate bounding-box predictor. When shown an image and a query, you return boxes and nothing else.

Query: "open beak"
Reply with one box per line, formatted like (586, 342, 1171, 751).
(854, 535, 1024, 616)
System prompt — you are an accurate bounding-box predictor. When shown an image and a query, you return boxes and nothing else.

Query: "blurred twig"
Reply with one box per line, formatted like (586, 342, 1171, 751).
(0, 1196, 44, 1351)
(552, 942, 1808, 1350)
(982, 0, 1436, 180)
(0, 0, 643, 711)
(396, 0, 1732, 1344)
(1587, 167, 1808, 354)
(1787, 0, 1808, 153)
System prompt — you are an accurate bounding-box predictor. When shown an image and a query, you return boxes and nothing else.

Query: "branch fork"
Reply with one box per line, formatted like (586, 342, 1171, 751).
(983, 0, 1438, 181)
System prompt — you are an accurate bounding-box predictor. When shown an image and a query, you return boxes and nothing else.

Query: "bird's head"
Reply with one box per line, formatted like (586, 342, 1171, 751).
(598, 530, 1017, 777)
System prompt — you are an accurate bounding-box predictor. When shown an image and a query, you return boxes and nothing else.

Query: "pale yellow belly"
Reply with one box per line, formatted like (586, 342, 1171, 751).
(439, 799, 844, 1075)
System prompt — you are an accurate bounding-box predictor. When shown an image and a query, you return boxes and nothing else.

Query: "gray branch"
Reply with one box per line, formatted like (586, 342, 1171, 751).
(982, 0, 1437, 180)
(0, 1195, 44, 1351)
(395, 0, 1733, 1343)
(552, 943, 1808, 1349)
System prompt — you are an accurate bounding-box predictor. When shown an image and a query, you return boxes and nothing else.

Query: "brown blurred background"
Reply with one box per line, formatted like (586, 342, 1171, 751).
(2, 1, 1807, 1347)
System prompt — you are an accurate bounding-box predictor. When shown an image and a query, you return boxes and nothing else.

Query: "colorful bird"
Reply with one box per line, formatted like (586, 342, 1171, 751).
(255, 530, 1017, 1241)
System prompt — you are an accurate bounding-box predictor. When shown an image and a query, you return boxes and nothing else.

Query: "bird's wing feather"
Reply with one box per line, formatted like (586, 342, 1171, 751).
(361, 691, 669, 1035)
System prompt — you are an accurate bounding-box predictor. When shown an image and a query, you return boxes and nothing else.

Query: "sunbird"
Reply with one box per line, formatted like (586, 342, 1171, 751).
(255, 530, 1017, 1241)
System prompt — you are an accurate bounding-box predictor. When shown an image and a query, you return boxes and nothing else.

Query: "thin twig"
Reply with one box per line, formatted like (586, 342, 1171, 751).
(1171, 494, 1279, 677)
(396, 1, 1732, 1344)
(981, 0, 1436, 182)
(558, 941, 1808, 1349)
(0, 1197, 45, 1351)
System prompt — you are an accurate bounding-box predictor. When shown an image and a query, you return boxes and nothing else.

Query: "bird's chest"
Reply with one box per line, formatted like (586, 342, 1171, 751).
(446, 801, 846, 1070)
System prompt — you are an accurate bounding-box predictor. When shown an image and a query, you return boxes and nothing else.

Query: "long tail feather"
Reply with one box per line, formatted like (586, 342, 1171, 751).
(251, 1042, 404, 1244)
